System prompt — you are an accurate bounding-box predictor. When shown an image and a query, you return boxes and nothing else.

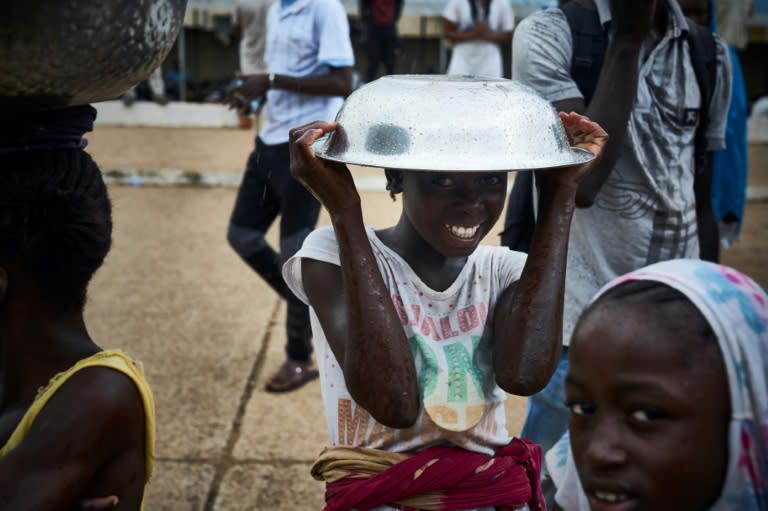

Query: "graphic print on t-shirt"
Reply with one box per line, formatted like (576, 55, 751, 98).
(394, 293, 491, 431)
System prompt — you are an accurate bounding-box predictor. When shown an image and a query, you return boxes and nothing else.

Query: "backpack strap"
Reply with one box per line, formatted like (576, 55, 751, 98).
(561, 2, 609, 106)
(686, 18, 718, 173)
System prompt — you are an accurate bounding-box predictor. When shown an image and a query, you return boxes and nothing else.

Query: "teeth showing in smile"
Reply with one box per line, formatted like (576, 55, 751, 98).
(446, 224, 479, 239)
(594, 491, 630, 503)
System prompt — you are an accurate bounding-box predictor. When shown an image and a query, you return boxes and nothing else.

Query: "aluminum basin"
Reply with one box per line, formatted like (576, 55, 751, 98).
(313, 75, 595, 172)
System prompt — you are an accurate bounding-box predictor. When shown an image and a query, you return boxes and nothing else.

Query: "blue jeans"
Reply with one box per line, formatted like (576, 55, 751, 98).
(521, 347, 570, 450)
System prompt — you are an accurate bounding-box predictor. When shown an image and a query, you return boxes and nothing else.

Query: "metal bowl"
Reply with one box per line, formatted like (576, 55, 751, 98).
(313, 75, 595, 172)
(0, 0, 187, 114)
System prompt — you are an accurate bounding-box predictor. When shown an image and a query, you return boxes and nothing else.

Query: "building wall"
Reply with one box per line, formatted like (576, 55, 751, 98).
(162, 3, 767, 102)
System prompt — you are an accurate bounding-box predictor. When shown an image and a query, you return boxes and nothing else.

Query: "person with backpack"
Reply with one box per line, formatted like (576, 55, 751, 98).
(506, 0, 732, 505)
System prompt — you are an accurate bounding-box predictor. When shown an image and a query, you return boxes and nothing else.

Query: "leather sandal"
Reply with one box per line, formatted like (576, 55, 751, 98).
(265, 358, 319, 393)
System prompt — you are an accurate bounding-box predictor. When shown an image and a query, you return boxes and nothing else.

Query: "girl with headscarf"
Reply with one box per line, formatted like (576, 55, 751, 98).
(546, 259, 767, 510)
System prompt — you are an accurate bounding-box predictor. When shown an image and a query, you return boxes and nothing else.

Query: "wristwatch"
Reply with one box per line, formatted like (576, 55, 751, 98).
(268, 73, 275, 88)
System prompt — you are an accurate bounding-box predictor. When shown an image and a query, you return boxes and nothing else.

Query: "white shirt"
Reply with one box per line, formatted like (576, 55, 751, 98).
(283, 226, 528, 457)
(236, 0, 273, 74)
(443, 0, 515, 77)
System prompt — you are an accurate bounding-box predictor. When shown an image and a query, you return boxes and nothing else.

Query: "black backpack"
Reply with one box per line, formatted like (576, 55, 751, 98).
(561, 1, 717, 170)
(500, 3, 718, 253)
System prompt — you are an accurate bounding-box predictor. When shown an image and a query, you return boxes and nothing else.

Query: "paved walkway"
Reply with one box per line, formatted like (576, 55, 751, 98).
(84, 126, 768, 510)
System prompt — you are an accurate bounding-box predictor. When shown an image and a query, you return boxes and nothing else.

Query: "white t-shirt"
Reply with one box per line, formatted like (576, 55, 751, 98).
(443, 0, 515, 77)
(283, 226, 528, 457)
(236, 0, 273, 74)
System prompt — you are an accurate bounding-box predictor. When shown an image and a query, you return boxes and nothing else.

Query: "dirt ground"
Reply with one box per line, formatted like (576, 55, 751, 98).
(81, 126, 767, 510)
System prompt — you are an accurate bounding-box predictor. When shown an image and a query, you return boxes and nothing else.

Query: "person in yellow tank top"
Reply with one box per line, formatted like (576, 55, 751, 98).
(0, 105, 156, 510)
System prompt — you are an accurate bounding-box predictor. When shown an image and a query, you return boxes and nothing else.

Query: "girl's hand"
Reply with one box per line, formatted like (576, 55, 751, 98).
(538, 112, 608, 193)
(289, 121, 361, 214)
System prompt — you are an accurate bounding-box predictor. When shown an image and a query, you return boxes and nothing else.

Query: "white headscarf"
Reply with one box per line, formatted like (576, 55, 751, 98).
(547, 259, 768, 510)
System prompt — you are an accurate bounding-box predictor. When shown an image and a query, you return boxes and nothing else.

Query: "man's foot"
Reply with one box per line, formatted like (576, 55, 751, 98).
(152, 93, 170, 106)
(265, 359, 318, 393)
(121, 90, 137, 107)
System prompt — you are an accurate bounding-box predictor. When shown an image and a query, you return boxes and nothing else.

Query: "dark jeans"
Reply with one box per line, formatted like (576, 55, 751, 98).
(500, 170, 536, 253)
(365, 24, 399, 82)
(228, 138, 321, 362)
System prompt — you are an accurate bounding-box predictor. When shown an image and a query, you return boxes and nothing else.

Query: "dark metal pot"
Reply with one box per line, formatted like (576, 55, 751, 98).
(0, 0, 188, 114)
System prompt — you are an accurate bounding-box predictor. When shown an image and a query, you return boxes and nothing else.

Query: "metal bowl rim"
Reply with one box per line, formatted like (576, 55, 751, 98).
(311, 135, 596, 172)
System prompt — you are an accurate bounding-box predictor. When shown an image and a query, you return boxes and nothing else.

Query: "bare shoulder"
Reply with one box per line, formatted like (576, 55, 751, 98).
(0, 364, 150, 510)
(51, 364, 148, 428)
(302, 257, 343, 305)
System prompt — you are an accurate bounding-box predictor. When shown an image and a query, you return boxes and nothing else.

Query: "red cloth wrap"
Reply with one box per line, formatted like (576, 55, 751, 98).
(323, 438, 545, 511)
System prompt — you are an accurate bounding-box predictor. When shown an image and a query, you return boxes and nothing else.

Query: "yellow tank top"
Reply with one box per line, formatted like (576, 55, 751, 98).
(0, 350, 156, 508)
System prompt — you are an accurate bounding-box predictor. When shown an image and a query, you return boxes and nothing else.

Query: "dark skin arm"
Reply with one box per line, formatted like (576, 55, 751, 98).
(493, 113, 608, 393)
(554, 0, 659, 208)
(290, 123, 419, 428)
(443, 19, 512, 45)
(225, 66, 354, 108)
(0, 368, 148, 511)
(695, 153, 719, 262)
(289, 113, 607, 423)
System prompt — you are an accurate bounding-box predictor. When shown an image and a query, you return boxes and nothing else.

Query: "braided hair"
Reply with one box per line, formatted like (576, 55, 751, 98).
(0, 148, 112, 312)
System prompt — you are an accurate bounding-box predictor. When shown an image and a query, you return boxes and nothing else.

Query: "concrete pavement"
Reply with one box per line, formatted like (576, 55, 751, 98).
(83, 125, 767, 510)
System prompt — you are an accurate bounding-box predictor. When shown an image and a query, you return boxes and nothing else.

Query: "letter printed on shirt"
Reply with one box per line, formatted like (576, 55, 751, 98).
(337, 398, 372, 445)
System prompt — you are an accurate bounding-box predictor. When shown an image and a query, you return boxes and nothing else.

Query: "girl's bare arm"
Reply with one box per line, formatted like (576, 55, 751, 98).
(290, 122, 420, 428)
(492, 113, 608, 395)
(0, 368, 147, 510)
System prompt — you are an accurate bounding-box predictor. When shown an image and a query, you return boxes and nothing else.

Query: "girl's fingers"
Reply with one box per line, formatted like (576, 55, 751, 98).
(296, 127, 324, 148)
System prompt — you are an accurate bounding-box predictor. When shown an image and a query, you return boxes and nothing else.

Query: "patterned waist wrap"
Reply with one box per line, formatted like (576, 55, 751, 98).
(311, 437, 544, 511)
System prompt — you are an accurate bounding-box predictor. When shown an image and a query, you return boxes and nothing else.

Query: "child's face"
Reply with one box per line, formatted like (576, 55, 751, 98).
(566, 302, 730, 511)
(399, 170, 507, 257)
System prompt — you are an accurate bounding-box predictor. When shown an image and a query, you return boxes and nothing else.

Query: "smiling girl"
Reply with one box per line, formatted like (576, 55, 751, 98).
(280, 84, 608, 510)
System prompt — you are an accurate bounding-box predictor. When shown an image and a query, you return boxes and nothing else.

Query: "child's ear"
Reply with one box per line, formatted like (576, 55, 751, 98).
(385, 168, 404, 195)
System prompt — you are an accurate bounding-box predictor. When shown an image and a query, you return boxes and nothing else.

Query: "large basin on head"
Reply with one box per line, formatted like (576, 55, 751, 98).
(312, 75, 595, 172)
(0, 0, 188, 114)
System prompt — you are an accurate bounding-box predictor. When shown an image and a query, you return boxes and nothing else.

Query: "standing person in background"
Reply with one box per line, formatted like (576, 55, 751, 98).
(225, 0, 355, 393)
(679, 0, 750, 260)
(359, 0, 403, 82)
(231, 0, 275, 128)
(442, 0, 515, 77)
(233, 0, 274, 76)
(508, 0, 731, 505)
(717, 0, 754, 49)
(713, 0, 752, 252)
